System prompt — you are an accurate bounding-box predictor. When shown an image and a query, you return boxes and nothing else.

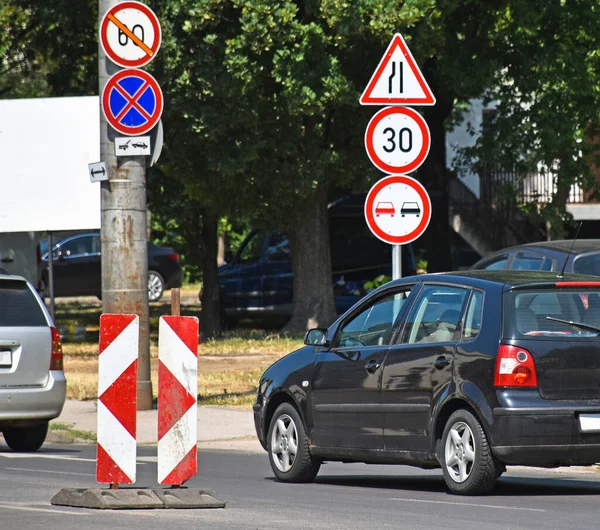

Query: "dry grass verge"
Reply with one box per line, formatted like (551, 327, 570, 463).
(56, 296, 303, 408)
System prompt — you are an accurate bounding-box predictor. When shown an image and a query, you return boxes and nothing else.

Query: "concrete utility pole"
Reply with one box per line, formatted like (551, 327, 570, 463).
(98, 0, 152, 410)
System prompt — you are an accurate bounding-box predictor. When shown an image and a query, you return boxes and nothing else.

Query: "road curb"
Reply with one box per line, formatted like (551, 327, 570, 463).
(50, 487, 226, 510)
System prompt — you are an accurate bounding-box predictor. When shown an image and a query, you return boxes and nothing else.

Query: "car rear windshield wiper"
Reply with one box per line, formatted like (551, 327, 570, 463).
(545, 316, 600, 334)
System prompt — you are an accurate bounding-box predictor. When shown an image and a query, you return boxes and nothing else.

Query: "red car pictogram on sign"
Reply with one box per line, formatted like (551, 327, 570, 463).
(375, 202, 395, 217)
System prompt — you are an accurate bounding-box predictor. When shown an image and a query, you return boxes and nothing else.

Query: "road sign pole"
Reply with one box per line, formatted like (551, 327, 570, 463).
(48, 231, 55, 321)
(392, 245, 402, 280)
(99, 0, 152, 411)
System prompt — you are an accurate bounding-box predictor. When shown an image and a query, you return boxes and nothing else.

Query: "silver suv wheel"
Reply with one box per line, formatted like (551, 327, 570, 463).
(148, 271, 165, 302)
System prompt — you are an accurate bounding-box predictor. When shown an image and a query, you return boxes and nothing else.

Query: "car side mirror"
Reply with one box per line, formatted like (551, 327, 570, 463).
(304, 328, 329, 347)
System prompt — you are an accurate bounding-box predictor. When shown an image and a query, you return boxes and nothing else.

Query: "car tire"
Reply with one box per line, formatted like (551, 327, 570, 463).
(148, 270, 165, 302)
(440, 409, 501, 495)
(3, 422, 49, 452)
(267, 402, 320, 483)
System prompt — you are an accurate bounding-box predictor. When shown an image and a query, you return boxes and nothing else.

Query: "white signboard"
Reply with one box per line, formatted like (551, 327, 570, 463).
(115, 136, 151, 156)
(0, 96, 100, 233)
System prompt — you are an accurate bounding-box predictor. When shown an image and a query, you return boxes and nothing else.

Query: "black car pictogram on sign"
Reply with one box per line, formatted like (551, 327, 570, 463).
(401, 202, 421, 217)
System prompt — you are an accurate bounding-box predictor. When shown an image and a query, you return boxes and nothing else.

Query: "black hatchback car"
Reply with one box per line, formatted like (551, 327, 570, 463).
(254, 270, 600, 495)
(38, 232, 182, 302)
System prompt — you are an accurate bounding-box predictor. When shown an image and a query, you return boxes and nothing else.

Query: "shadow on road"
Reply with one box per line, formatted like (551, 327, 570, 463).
(310, 472, 600, 497)
(0, 442, 82, 455)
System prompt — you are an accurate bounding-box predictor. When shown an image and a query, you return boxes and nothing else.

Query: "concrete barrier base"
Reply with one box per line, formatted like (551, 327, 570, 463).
(51, 487, 226, 510)
(154, 488, 226, 508)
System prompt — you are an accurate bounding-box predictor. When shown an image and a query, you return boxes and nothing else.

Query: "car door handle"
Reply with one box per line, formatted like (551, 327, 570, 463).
(365, 360, 381, 373)
(433, 356, 451, 370)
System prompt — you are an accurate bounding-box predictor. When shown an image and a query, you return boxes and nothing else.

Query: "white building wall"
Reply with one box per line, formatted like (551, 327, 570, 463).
(445, 99, 484, 198)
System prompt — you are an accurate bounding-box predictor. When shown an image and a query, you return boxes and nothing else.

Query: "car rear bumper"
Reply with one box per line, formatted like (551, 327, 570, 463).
(490, 390, 600, 465)
(164, 267, 183, 289)
(0, 370, 66, 426)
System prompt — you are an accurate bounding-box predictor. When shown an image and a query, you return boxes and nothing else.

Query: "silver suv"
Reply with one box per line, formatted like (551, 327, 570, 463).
(0, 274, 66, 451)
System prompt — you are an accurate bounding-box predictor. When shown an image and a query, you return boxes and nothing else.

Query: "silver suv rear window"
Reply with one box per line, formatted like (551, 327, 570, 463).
(0, 280, 47, 327)
(503, 288, 600, 340)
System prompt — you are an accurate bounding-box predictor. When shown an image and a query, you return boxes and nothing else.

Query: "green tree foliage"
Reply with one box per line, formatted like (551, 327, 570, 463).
(454, 1, 600, 239)
(4, 0, 600, 332)
(151, 0, 523, 330)
(0, 1, 97, 98)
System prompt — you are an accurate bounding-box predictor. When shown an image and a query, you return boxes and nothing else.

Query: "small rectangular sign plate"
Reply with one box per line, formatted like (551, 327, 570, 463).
(115, 136, 151, 156)
(579, 413, 600, 432)
(0, 350, 12, 367)
(88, 161, 108, 183)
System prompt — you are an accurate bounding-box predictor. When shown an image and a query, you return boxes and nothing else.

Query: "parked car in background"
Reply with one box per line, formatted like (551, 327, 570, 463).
(38, 232, 183, 302)
(471, 240, 600, 276)
(0, 272, 66, 451)
(216, 199, 417, 324)
(254, 270, 600, 495)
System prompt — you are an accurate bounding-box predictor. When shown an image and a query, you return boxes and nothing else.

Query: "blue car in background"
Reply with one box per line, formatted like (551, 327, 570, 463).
(216, 194, 416, 324)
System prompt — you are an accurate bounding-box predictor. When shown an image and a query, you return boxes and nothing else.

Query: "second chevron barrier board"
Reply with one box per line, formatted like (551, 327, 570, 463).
(158, 315, 199, 485)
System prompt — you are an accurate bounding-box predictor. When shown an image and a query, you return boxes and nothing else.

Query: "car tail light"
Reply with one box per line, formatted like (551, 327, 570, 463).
(169, 252, 180, 262)
(556, 282, 600, 287)
(50, 327, 64, 371)
(494, 345, 537, 387)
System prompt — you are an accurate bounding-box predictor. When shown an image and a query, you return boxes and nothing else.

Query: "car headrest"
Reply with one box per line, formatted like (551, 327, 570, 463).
(587, 293, 600, 310)
(438, 309, 462, 326)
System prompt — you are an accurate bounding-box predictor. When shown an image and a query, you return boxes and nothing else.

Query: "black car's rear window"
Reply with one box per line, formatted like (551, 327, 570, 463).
(503, 288, 600, 340)
(0, 280, 47, 327)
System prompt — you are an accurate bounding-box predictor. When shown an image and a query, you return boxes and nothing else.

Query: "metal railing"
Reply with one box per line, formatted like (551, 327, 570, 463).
(481, 168, 587, 205)
(449, 175, 547, 249)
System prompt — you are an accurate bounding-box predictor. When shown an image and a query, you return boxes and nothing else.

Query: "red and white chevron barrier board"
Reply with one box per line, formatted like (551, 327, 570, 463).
(158, 316, 199, 485)
(96, 314, 138, 484)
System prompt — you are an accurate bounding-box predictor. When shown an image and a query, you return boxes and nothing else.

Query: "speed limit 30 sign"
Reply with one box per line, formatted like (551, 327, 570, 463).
(365, 106, 430, 174)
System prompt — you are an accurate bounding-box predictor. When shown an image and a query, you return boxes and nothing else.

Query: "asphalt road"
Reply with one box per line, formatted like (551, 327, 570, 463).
(1, 442, 600, 530)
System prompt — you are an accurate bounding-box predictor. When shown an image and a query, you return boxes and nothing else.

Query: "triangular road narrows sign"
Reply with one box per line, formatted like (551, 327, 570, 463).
(360, 33, 436, 106)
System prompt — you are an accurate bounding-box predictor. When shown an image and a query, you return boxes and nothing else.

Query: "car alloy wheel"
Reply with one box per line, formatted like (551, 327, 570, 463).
(444, 421, 475, 483)
(267, 402, 321, 483)
(148, 270, 165, 302)
(440, 409, 501, 495)
(271, 413, 298, 473)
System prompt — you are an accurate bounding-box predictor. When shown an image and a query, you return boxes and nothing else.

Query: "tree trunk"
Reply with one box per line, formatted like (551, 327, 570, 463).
(284, 186, 337, 333)
(217, 229, 226, 266)
(200, 210, 221, 340)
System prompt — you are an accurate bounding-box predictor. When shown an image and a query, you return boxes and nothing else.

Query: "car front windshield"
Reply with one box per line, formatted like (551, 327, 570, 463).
(504, 288, 600, 340)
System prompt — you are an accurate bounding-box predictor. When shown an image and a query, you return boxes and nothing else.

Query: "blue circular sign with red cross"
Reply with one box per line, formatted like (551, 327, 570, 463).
(102, 69, 163, 136)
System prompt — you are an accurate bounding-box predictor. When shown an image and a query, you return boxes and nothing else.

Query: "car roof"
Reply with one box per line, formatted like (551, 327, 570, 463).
(389, 269, 600, 290)
(488, 239, 600, 256)
(0, 273, 29, 283)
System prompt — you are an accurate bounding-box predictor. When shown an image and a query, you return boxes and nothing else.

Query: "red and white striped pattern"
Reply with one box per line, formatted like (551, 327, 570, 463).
(96, 314, 138, 484)
(157, 316, 199, 485)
